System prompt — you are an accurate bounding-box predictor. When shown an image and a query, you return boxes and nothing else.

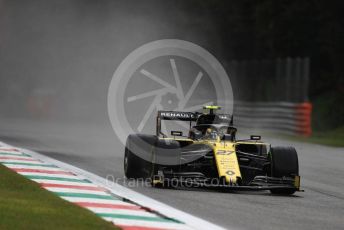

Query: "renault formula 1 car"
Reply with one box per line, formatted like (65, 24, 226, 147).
(124, 106, 301, 195)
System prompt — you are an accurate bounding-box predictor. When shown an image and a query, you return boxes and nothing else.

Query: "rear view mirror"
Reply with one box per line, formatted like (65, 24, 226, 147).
(171, 131, 183, 136)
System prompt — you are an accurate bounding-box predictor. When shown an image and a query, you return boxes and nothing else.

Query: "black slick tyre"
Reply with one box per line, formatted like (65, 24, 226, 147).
(269, 146, 299, 195)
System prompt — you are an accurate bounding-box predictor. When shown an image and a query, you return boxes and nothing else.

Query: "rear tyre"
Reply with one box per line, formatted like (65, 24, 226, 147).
(269, 146, 299, 195)
(124, 134, 156, 179)
(124, 146, 142, 179)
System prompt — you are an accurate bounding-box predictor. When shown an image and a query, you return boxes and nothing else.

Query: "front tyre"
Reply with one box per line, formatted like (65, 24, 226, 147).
(269, 146, 299, 195)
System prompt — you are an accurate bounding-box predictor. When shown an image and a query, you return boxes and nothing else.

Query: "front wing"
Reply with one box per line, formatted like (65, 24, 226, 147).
(153, 173, 302, 191)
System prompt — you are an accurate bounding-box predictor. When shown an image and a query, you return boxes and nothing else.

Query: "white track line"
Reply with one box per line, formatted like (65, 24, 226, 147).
(2, 161, 53, 166)
(30, 179, 92, 186)
(87, 207, 159, 217)
(0, 159, 42, 163)
(17, 172, 80, 179)
(5, 165, 70, 171)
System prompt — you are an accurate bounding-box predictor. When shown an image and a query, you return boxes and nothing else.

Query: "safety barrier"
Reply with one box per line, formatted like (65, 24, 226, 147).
(233, 101, 312, 136)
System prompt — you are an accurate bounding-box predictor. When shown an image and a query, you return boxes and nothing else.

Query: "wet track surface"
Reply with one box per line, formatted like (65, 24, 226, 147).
(0, 119, 343, 230)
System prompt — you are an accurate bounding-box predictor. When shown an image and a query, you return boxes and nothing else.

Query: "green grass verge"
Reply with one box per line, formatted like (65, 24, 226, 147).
(0, 164, 117, 230)
(288, 126, 344, 147)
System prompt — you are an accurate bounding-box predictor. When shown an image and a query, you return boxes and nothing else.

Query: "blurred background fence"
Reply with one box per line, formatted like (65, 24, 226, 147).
(229, 57, 312, 136)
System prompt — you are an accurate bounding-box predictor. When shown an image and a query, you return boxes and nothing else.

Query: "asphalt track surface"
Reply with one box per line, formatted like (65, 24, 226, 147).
(0, 118, 343, 230)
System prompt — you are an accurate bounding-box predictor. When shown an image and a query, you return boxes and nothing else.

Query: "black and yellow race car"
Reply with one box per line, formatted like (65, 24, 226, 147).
(124, 106, 301, 195)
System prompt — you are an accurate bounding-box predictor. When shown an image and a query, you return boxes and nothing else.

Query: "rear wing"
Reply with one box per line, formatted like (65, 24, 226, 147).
(156, 111, 197, 136)
(156, 110, 234, 137)
(157, 111, 198, 121)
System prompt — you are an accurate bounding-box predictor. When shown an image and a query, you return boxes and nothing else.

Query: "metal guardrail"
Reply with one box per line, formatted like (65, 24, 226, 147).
(234, 102, 312, 136)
